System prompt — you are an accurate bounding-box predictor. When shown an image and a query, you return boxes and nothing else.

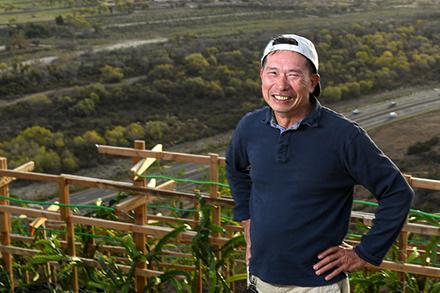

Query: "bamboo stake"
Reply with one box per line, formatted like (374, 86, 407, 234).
(0, 161, 34, 188)
(116, 180, 175, 214)
(61, 173, 234, 207)
(133, 140, 148, 292)
(96, 144, 226, 166)
(2, 205, 438, 240)
(209, 153, 224, 290)
(0, 169, 60, 182)
(398, 218, 410, 292)
(0, 157, 14, 292)
(194, 191, 201, 292)
(399, 174, 412, 292)
(411, 177, 440, 191)
(131, 144, 162, 180)
(209, 153, 221, 238)
(58, 177, 79, 293)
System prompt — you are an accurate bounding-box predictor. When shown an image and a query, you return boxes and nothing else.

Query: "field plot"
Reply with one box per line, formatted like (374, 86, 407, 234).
(0, 0, 74, 24)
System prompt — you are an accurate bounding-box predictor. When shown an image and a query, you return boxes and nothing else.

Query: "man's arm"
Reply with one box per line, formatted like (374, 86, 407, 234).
(225, 125, 252, 221)
(225, 124, 253, 264)
(315, 128, 413, 279)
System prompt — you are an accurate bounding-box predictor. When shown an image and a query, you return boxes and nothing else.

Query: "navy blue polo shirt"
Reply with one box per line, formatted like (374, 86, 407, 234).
(226, 99, 413, 286)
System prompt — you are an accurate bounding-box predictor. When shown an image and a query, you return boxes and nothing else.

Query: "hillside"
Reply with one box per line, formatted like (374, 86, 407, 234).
(369, 109, 440, 212)
(0, 1, 439, 177)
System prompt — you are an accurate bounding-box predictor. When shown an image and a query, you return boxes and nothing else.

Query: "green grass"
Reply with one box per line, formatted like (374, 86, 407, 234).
(0, 9, 72, 24)
(104, 6, 439, 40)
(0, 0, 84, 24)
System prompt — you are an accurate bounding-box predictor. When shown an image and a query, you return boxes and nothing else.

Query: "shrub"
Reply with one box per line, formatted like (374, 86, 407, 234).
(407, 136, 439, 155)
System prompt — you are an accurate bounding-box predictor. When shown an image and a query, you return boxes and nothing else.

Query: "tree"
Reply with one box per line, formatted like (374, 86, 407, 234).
(64, 13, 92, 29)
(55, 15, 65, 25)
(323, 86, 342, 101)
(125, 123, 145, 141)
(8, 30, 29, 50)
(28, 93, 52, 108)
(0, 126, 65, 172)
(185, 53, 209, 75)
(359, 80, 373, 93)
(100, 65, 124, 83)
(61, 150, 78, 171)
(375, 50, 394, 68)
(34, 146, 61, 172)
(70, 98, 96, 116)
(72, 130, 106, 167)
(144, 121, 168, 141)
(148, 64, 176, 80)
(105, 126, 128, 146)
(82, 130, 106, 145)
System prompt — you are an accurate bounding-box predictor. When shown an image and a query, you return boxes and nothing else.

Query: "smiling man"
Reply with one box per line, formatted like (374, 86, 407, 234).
(226, 34, 413, 293)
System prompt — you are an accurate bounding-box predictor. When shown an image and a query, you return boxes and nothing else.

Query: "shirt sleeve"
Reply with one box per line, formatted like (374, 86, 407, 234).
(344, 127, 414, 266)
(226, 121, 252, 221)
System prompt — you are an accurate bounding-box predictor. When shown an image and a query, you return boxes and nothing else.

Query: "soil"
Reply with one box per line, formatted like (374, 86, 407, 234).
(368, 110, 440, 163)
(368, 109, 440, 213)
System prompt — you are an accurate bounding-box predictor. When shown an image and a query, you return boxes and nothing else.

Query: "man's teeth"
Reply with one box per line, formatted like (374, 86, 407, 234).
(274, 95, 290, 101)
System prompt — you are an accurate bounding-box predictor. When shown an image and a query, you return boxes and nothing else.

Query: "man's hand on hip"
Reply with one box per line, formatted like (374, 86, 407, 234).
(313, 243, 366, 280)
(241, 219, 251, 266)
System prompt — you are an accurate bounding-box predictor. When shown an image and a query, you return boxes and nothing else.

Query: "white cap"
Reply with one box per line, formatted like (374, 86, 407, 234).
(261, 34, 321, 97)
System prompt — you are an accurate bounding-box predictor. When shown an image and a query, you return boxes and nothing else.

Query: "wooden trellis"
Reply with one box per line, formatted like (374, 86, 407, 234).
(0, 141, 439, 292)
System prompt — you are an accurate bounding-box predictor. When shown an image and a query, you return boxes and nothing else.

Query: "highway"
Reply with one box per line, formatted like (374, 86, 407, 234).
(69, 87, 440, 206)
(346, 87, 440, 129)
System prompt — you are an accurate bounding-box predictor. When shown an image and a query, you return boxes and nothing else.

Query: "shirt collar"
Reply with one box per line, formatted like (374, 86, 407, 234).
(262, 96, 322, 129)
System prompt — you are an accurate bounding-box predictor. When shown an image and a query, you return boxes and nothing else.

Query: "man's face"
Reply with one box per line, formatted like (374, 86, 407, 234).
(260, 50, 319, 120)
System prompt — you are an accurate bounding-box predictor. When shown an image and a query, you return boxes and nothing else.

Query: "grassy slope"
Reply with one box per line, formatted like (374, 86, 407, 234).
(367, 109, 440, 212)
(369, 110, 440, 165)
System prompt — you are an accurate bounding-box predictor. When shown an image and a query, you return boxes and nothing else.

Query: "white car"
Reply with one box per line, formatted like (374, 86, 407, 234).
(352, 108, 360, 114)
(389, 112, 398, 118)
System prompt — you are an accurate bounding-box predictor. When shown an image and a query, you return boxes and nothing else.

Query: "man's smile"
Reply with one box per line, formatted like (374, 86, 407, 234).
(273, 95, 293, 101)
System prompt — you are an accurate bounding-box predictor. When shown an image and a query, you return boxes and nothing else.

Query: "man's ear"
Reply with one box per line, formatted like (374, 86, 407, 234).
(310, 74, 320, 93)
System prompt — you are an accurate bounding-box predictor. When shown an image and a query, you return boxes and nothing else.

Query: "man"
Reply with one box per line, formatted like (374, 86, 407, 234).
(225, 34, 414, 292)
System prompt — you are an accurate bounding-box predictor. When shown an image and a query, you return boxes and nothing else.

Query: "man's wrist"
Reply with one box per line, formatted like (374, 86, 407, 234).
(354, 245, 381, 266)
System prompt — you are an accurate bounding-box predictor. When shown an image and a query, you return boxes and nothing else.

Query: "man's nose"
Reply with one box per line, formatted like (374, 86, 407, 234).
(275, 74, 289, 90)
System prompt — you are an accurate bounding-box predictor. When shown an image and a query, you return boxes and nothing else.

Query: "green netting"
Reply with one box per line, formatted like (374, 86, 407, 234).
(0, 173, 438, 220)
(353, 199, 440, 219)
